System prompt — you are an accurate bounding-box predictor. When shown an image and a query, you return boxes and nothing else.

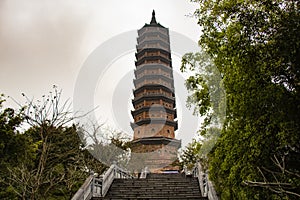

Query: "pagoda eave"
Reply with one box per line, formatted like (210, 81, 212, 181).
(131, 106, 176, 117)
(133, 84, 174, 95)
(131, 119, 178, 130)
(135, 48, 171, 59)
(131, 136, 181, 148)
(132, 95, 175, 106)
(135, 56, 171, 66)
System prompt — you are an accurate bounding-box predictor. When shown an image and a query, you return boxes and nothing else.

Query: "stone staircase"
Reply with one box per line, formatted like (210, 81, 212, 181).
(94, 173, 207, 200)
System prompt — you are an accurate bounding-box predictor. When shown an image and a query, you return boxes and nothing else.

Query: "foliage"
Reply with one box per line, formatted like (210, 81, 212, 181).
(179, 139, 202, 169)
(183, 0, 300, 199)
(81, 122, 131, 170)
(0, 89, 106, 199)
(181, 51, 226, 128)
(181, 50, 225, 172)
(0, 95, 32, 199)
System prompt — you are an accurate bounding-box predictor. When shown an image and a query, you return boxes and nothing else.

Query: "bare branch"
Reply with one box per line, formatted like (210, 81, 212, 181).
(244, 154, 300, 198)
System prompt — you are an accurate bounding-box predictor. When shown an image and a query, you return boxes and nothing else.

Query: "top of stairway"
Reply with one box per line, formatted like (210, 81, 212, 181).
(96, 172, 208, 200)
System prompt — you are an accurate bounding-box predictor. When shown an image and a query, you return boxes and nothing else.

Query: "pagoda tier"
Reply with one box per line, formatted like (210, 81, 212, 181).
(131, 105, 177, 119)
(130, 10, 181, 172)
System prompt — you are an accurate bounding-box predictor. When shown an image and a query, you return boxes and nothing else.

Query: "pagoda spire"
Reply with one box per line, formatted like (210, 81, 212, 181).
(150, 10, 157, 24)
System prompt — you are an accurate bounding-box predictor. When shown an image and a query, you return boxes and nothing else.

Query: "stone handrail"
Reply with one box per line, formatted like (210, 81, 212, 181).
(191, 162, 219, 200)
(207, 179, 219, 200)
(191, 163, 206, 196)
(98, 164, 134, 197)
(72, 164, 133, 200)
(140, 166, 150, 178)
(183, 165, 193, 176)
(71, 175, 93, 200)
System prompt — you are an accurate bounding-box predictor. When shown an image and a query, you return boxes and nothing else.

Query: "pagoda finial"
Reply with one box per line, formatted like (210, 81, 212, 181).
(150, 10, 157, 24)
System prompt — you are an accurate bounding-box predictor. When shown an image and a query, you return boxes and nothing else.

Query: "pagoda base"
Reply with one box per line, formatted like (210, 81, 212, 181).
(129, 137, 181, 173)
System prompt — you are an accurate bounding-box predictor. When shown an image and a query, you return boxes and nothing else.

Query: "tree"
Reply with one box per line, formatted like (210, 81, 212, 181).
(6, 125, 87, 200)
(180, 139, 202, 169)
(183, 0, 300, 199)
(0, 95, 34, 199)
(181, 51, 225, 168)
(1, 87, 105, 199)
(81, 121, 131, 170)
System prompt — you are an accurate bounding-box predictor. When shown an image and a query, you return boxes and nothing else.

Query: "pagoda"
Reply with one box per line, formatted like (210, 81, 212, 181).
(130, 10, 181, 172)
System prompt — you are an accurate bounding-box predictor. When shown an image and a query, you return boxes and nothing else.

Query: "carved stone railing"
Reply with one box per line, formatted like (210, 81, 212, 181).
(140, 166, 150, 179)
(183, 165, 193, 176)
(71, 174, 94, 200)
(191, 163, 207, 197)
(189, 162, 219, 200)
(207, 178, 219, 200)
(72, 164, 133, 200)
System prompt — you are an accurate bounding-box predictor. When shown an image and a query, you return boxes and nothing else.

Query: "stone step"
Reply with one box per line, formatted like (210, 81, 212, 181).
(94, 198, 206, 200)
(98, 173, 207, 200)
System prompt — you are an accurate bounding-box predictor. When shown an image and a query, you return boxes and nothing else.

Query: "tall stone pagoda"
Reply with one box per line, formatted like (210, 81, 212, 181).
(130, 10, 181, 172)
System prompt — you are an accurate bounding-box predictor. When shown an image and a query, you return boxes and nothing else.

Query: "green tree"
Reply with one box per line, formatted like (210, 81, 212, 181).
(81, 121, 131, 170)
(181, 51, 225, 167)
(180, 139, 202, 169)
(1, 88, 106, 199)
(183, 0, 300, 199)
(0, 95, 34, 199)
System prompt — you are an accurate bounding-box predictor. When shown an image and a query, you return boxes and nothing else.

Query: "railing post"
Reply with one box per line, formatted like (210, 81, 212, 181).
(113, 161, 116, 178)
(90, 170, 94, 196)
(207, 177, 219, 200)
(72, 163, 134, 200)
(197, 163, 205, 197)
(140, 166, 149, 178)
(192, 162, 219, 200)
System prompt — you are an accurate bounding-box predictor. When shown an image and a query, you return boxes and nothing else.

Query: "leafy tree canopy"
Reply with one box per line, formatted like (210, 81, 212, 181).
(0, 89, 107, 199)
(182, 0, 300, 199)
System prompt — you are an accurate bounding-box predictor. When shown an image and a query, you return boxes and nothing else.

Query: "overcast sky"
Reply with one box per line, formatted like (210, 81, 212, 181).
(0, 0, 201, 146)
